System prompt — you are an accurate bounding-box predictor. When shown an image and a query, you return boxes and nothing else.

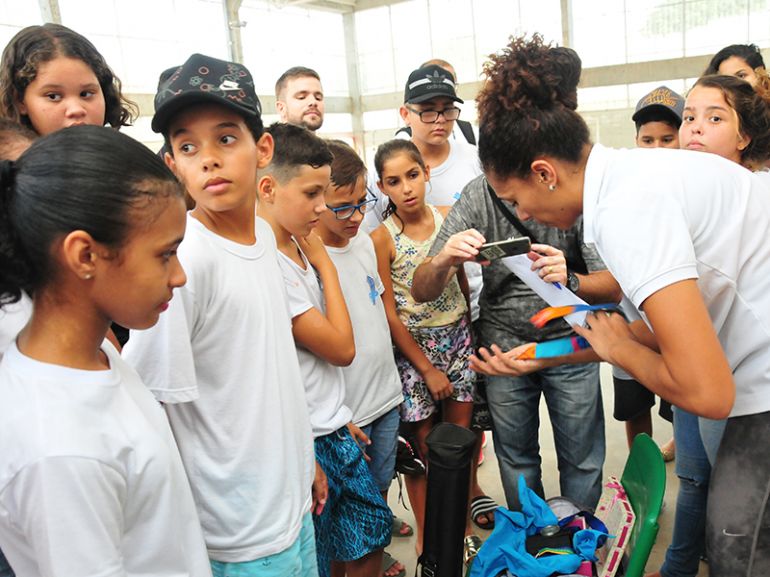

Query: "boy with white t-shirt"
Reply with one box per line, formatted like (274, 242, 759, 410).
(256, 123, 391, 577)
(316, 140, 405, 574)
(122, 54, 318, 576)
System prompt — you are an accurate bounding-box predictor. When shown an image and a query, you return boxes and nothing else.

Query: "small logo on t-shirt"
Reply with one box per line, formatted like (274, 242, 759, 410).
(367, 275, 377, 305)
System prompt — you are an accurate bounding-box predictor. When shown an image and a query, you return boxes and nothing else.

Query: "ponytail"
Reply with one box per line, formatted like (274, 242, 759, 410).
(0, 158, 32, 304)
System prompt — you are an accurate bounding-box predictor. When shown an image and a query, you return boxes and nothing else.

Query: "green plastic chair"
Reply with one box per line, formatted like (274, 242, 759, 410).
(620, 433, 667, 577)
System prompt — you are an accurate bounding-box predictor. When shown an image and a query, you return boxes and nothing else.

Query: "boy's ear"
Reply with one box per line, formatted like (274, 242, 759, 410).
(60, 230, 99, 281)
(164, 151, 177, 174)
(255, 132, 274, 169)
(399, 105, 410, 126)
(257, 175, 276, 203)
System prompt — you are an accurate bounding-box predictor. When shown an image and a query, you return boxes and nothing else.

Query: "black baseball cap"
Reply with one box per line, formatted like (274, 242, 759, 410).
(152, 53, 262, 134)
(404, 64, 463, 105)
(632, 86, 685, 125)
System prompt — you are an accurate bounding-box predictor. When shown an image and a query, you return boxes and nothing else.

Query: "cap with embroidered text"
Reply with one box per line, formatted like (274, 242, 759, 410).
(632, 85, 684, 125)
(152, 53, 262, 133)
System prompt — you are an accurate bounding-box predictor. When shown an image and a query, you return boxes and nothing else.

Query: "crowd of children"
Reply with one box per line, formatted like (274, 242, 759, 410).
(0, 19, 768, 577)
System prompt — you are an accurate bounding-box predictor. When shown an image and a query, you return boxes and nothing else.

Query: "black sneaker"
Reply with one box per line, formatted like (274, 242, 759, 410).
(395, 435, 426, 476)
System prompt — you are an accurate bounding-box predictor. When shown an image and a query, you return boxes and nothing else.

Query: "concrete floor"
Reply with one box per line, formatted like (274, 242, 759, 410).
(385, 363, 709, 576)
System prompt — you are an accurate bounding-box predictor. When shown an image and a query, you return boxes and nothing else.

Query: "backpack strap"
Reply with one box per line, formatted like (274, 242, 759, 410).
(485, 180, 539, 244)
(457, 119, 476, 145)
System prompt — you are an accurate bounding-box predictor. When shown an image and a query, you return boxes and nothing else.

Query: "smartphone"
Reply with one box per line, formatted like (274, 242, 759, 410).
(476, 236, 531, 262)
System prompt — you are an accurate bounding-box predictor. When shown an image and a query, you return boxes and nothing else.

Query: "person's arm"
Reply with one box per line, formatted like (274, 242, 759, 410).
(291, 233, 355, 367)
(528, 242, 622, 304)
(470, 342, 602, 376)
(470, 317, 657, 377)
(571, 270, 623, 304)
(574, 279, 734, 419)
(412, 228, 486, 303)
(371, 226, 452, 401)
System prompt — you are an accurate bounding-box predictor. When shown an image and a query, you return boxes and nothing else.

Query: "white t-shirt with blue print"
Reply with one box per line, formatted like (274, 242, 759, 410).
(326, 233, 403, 427)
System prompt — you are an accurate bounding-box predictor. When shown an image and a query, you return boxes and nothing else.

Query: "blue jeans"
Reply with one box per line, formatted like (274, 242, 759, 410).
(360, 407, 400, 493)
(661, 407, 712, 577)
(698, 416, 726, 466)
(486, 362, 605, 510)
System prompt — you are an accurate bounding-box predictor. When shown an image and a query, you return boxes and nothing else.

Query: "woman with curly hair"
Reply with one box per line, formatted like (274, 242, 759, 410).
(469, 34, 770, 577)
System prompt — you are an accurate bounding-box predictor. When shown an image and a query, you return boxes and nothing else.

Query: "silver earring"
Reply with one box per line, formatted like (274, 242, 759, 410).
(548, 184, 557, 192)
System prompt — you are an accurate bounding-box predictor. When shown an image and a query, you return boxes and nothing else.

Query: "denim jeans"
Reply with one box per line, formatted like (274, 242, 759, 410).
(486, 362, 605, 510)
(660, 407, 712, 577)
(698, 416, 726, 466)
(360, 407, 400, 493)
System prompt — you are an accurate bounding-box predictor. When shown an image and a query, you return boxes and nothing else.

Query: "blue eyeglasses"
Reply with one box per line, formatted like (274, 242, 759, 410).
(326, 198, 377, 220)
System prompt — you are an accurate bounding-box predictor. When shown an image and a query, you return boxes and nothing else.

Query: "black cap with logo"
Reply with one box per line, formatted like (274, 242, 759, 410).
(152, 53, 262, 134)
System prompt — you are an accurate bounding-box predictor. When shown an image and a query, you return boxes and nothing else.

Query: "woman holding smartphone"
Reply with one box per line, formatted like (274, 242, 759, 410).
(466, 35, 770, 577)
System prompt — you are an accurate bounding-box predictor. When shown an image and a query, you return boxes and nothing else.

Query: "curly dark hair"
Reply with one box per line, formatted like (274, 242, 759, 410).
(476, 34, 590, 180)
(691, 74, 770, 169)
(0, 24, 137, 131)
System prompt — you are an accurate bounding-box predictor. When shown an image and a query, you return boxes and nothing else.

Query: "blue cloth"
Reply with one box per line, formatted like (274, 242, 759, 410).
(486, 362, 605, 510)
(470, 476, 607, 577)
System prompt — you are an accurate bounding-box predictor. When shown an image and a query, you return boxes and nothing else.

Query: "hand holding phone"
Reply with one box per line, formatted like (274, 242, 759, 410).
(475, 236, 531, 262)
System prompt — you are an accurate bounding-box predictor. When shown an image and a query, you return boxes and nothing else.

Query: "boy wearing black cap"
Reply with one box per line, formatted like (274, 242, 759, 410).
(632, 85, 685, 149)
(124, 54, 320, 576)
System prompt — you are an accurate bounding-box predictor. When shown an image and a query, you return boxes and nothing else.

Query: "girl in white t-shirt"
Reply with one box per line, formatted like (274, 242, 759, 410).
(468, 35, 770, 576)
(0, 126, 210, 577)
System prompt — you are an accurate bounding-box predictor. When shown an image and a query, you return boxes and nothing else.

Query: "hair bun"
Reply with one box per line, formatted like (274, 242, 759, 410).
(478, 34, 582, 129)
(549, 47, 582, 110)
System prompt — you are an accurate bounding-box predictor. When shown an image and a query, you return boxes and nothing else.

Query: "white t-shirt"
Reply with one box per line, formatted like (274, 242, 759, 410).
(583, 144, 770, 417)
(277, 248, 353, 437)
(123, 215, 315, 562)
(0, 340, 211, 577)
(326, 233, 403, 426)
(0, 294, 31, 362)
(363, 138, 483, 319)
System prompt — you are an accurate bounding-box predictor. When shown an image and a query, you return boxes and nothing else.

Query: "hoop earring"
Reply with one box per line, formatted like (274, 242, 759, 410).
(426, 180, 433, 197)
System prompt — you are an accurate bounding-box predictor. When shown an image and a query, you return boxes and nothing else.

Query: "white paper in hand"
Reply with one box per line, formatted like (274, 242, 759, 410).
(501, 254, 589, 327)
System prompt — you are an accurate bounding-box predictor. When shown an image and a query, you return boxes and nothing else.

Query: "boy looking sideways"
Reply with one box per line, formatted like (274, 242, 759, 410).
(124, 54, 319, 577)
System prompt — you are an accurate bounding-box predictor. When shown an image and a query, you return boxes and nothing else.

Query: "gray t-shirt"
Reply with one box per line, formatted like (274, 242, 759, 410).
(428, 175, 606, 349)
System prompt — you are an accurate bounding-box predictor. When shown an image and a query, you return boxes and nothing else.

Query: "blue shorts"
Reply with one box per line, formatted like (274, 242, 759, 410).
(210, 512, 317, 577)
(313, 427, 391, 577)
(360, 407, 400, 493)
